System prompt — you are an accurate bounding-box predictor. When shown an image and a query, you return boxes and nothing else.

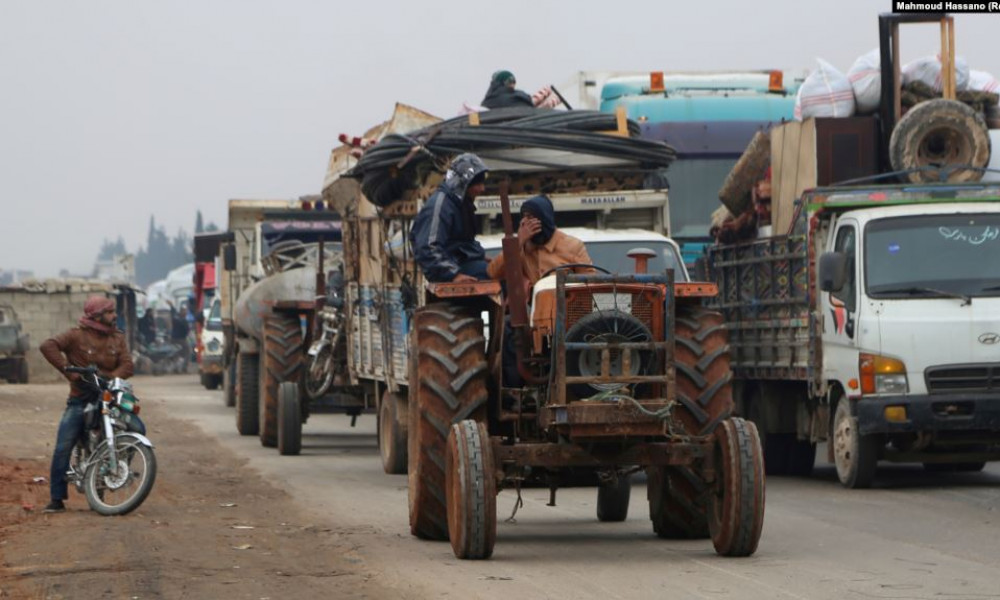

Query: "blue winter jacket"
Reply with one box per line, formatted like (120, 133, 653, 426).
(410, 184, 486, 283)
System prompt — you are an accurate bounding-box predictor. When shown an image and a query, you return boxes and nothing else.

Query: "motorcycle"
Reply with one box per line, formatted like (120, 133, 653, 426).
(65, 366, 157, 516)
(304, 271, 346, 400)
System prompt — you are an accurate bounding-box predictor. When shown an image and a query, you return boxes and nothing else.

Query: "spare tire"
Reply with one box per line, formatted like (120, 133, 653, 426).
(890, 99, 991, 183)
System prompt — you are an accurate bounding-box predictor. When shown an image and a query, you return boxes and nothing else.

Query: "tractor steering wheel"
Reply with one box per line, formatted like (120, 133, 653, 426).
(540, 263, 611, 279)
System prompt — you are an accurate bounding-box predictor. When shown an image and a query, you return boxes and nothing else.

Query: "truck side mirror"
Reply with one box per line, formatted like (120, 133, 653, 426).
(819, 252, 847, 292)
(223, 244, 236, 271)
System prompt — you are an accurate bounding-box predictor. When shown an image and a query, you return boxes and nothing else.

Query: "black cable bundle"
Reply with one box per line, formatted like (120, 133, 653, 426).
(349, 108, 675, 207)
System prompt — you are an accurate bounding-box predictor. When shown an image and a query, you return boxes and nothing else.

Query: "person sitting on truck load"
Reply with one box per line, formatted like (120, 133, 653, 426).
(481, 70, 534, 109)
(410, 153, 491, 283)
(39, 296, 142, 514)
(486, 194, 594, 288)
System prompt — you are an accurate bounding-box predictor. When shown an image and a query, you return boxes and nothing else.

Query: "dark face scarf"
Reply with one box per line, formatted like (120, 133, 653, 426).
(520, 195, 556, 245)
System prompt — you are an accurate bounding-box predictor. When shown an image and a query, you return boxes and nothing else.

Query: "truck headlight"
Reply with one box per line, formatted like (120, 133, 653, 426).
(860, 353, 908, 395)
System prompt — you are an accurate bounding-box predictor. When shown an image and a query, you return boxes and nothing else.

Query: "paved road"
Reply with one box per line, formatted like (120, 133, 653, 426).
(160, 375, 1000, 600)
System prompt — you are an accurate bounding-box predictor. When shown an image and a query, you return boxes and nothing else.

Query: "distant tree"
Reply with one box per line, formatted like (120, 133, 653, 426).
(205, 221, 219, 232)
(195, 210, 204, 234)
(134, 215, 193, 287)
(96, 236, 127, 262)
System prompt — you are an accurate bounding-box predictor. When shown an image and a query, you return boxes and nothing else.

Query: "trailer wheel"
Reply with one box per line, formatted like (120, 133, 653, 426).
(259, 314, 304, 448)
(379, 390, 408, 475)
(890, 98, 990, 183)
(277, 382, 302, 456)
(408, 303, 488, 541)
(674, 306, 734, 436)
(647, 465, 710, 539)
(832, 398, 879, 489)
(709, 417, 765, 557)
(223, 362, 237, 407)
(596, 474, 632, 522)
(446, 420, 496, 560)
(235, 352, 259, 436)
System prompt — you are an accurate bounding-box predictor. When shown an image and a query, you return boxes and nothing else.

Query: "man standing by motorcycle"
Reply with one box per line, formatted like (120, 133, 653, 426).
(39, 296, 137, 513)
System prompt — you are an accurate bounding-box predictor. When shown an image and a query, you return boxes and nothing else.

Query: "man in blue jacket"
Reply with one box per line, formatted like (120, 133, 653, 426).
(410, 153, 490, 282)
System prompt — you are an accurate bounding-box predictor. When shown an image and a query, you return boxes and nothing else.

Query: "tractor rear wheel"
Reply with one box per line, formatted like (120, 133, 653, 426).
(235, 351, 259, 436)
(259, 314, 304, 448)
(647, 465, 710, 539)
(674, 306, 733, 437)
(408, 303, 488, 541)
(709, 417, 765, 557)
(446, 420, 496, 560)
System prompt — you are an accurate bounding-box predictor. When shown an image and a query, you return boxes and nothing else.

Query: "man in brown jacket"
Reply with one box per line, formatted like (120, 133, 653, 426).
(40, 296, 135, 513)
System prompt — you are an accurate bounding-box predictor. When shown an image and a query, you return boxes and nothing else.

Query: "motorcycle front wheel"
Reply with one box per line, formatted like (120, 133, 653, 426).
(84, 438, 157, 516)
(304, 345, 334, 400)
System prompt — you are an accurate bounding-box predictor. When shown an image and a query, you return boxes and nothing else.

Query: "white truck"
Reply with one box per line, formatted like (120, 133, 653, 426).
(708, 184, 1000, 487)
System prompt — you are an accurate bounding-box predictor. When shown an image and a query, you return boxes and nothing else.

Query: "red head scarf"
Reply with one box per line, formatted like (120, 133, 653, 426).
(79, 296, 116, 334)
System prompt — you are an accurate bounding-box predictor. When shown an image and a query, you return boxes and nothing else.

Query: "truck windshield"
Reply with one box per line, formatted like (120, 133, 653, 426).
(866, 213, 1000, 298)
(484, 241, 686, 280)
(0, 326, 17, 347)
(667, 158, 739, 239)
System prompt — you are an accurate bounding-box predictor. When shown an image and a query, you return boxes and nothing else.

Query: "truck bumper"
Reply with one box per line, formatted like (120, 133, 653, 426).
(856, 393, 1000, 436)
(200, 355, 224, 375)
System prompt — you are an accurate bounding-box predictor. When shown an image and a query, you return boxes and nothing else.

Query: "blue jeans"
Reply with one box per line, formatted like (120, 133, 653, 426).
(458, 259, 490, 280)
(49, 397, 146, 502)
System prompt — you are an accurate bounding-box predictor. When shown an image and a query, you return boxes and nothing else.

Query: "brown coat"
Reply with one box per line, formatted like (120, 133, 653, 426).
(40, 326, 134, 397)
(487, 229, 594, 287)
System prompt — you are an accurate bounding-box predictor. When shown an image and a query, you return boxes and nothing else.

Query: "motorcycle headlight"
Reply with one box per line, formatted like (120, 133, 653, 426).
(207, 339, 221, 353)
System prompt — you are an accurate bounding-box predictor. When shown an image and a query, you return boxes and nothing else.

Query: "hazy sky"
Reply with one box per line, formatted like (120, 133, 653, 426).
(2, 1, 998, 277)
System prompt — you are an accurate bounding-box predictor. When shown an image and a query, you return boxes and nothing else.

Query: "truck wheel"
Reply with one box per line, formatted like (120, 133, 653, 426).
(259, 314, 304, 448)
(277, 382, 302, 456)
(832, 398, 879, 489)
(709, 417, 765, 557)
(379, 390, 408, 475)
(16, 358, 28, 384)
(596, 474, 631, 522)
(890, 98, 990, 183)
(674, 306, 734, 436)
(224, 362, 237, 407)
(446, 420, 496, 560)
(236, 352, 260, 436)
(408, 303, 488, 541)
(647, 465, 710, 539)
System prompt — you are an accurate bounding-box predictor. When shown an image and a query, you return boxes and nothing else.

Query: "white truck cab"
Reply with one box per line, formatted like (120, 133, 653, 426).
(819, 200, 1000, 447)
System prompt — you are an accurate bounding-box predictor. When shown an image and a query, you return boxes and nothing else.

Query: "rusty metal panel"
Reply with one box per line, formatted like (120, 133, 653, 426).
(491, 440, 707, 468)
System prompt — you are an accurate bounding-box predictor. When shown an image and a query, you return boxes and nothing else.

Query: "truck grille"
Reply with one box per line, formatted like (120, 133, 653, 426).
(925, 364, 1000, 394)
(565, 290, 656, 331)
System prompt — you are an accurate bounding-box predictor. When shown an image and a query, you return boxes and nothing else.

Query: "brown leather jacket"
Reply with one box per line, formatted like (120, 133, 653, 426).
(40, 326, 134, 398)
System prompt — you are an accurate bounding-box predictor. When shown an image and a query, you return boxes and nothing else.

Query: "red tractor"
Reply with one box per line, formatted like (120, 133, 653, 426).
(407, 184, 766, 559)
